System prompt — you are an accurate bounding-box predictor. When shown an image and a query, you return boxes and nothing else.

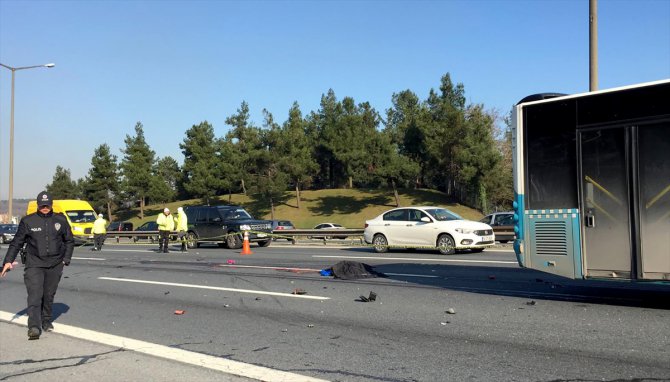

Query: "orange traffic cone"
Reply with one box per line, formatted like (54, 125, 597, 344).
(241, 231, 253, 255)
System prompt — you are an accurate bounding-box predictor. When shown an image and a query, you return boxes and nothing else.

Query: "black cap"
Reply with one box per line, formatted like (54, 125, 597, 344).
(36, 191, 52, 207)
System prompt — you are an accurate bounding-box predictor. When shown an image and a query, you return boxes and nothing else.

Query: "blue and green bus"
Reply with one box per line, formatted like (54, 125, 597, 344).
(512, 79, 669, 283)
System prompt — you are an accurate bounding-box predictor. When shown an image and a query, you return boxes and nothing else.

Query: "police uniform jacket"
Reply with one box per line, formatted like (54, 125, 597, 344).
(2, 211, 75, 268)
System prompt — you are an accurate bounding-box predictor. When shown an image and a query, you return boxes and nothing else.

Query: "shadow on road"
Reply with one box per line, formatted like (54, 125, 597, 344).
(372, 262, 670, 309)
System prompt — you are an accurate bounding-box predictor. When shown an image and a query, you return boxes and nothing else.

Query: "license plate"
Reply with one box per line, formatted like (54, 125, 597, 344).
(257, 233, 267, 238)
(482, 235, 493, 241)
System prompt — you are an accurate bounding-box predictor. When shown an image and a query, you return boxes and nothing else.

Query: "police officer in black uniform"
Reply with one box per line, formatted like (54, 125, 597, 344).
(1, 191, 74, 340)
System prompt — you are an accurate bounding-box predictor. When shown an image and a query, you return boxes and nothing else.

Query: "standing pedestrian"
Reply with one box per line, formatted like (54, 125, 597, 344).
(92, 213, 107, 251)
(1, 191, 74, 340)
(156, 207, 175, 253)
(176, 207, 188, 252)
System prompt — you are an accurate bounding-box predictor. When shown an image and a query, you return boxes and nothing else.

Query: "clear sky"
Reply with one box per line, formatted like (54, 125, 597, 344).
(1, 0, 669, 200)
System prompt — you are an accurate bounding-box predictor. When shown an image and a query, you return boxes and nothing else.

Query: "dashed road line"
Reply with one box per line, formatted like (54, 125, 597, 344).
(98, 277, 330, 300)
(72, 256, 106, 261)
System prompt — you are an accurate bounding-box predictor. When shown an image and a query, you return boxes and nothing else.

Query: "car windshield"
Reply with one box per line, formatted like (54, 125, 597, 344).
(222, 208, 252, 220)
(1, 225, 18, 233)
(66, 210, 97, 223)
(425, 208, 462, 221)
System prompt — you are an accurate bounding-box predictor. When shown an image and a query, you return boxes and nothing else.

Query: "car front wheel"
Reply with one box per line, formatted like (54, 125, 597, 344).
(226, 233, 242, 249)
(186, 232, 198, 249)
(372, 234, 388, 253)
(437, 234, 455, 255)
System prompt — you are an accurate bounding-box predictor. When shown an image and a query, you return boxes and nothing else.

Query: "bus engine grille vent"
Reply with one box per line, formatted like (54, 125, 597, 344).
(534, 221, 568, 256)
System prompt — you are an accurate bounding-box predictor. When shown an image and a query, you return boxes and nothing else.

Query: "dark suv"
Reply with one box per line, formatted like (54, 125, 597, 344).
(184, 205, 273, 249)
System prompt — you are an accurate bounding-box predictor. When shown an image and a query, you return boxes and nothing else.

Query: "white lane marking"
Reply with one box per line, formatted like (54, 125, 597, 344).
(72, 257, 106, 261)
(385, 273, 439, 278)
(312, 255, 517, 264)
(214, 264, 322, 272)
(0, 310, 328, 382)
(98, 277, 330, 300)
(91, 248, 157, 252)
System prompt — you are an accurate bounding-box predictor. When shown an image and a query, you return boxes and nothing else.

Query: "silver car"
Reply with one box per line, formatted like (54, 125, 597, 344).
(0, 224, 18, 244)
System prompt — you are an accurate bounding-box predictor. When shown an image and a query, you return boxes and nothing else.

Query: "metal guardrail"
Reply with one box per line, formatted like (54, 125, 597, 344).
(105, 229, 364, 237)
(271, 229, 364, 238)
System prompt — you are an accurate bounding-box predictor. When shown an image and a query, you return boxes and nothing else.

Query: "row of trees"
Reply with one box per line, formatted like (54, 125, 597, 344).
(45, 73, 513, 220)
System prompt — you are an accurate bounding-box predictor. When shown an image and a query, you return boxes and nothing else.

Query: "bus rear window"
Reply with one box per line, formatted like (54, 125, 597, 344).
(524, 101, 578, 210)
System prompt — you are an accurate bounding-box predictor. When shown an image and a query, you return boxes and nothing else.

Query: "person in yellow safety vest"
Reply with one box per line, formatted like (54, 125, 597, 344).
(176, 207, 188, 252)
(156, 208, 175, 253)
(92, 213, 107, 251)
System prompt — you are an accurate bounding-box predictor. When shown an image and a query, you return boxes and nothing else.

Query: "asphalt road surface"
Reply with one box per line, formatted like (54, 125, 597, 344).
(1, 241, 669, 382)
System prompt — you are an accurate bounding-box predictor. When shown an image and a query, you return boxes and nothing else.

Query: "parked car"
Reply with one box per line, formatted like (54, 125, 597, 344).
(107, 221, 134, 241)
(309, 222, 348, 240)
(363, 206, 495, 255)
(270, 220, 295, 241)
(479, 212, 515, 243)
(0, 224, 18, 244)
(133, 221, 160, 243)
(184, 205, 273, 249)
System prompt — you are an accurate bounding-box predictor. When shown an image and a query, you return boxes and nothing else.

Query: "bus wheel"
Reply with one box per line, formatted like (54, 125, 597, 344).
(372, 234, 388, 253)
(437, 234, 455, 255)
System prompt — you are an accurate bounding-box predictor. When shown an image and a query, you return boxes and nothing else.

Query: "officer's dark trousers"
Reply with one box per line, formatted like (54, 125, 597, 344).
(24, 263, 64, 329)
(94, 233, 105, 249)
(159, 231, 170, 252)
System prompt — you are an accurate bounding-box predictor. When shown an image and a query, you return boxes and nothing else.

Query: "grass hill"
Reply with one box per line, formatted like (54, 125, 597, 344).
(119, 188, 485, 229)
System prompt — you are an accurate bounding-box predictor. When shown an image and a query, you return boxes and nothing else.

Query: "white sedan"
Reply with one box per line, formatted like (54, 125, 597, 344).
(363, 206, 495, 255)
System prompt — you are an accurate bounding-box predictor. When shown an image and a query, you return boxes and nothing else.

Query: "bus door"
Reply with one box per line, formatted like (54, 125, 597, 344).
(580, 127, 632, 279)
(580, 123, 670, 280)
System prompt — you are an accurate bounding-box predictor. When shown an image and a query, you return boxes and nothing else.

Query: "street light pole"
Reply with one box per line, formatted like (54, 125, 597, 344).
(0, 62, 55, 223)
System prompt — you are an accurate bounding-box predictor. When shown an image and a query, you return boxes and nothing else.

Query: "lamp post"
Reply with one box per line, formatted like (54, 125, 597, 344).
(0, 62, 55, 223)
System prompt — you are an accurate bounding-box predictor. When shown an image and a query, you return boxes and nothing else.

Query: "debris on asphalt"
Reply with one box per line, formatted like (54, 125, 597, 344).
(307, 324, 314, 328)
(281, 329, 288, 332)
(526, 300, 536, 306)
(358, 291, 377, 302)
(223, 304, 230, 308)
(174, 310, 185, 315)
(440, 321, 450, 325)
(164, 291, 170, 295)
(320, 269, 333, 276)
(255, 297, 262, 301)
(292, 288, 307, 295)
(446, 308, 456, 314)
(227, 259, 236, 264)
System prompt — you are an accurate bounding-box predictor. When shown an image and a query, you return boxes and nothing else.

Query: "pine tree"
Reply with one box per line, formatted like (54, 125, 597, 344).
(45, 166, 79, 199)
(149, 156, 180, 204)
(180, 121, 220, 204)
(83, 144, 119, 218)
(277, 102, 318, 208)
(119, 122, 156, 220)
